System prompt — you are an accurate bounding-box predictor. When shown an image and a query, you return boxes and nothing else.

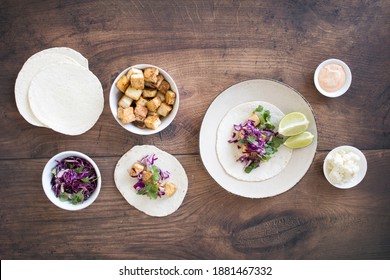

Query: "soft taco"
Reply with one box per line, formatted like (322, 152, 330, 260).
(114, 145, 188, 217)
(216, 101, 292, 182)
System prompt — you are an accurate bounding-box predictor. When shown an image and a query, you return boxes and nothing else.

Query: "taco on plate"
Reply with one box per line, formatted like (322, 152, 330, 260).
(216, 101, 292, 182)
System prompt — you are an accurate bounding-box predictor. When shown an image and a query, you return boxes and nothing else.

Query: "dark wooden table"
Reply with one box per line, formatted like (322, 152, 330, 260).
(0, 0, 389, 260)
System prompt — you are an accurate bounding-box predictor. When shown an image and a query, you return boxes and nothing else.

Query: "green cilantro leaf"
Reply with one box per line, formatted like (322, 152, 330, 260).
(137, 182, 159, 199)
(253, 105, 263, 113)
(147, 189, 158, 199)
(270, 136, 284, 148)
(245, 162, 260, 173)
(150, 165, 160, 183)
(81, 177, 90, 183)
(59, 192, 69, 202)
(263, 110, 271, 122)
(73, 166, 83, 173)
(264, 136, 285, 159)
(70, 191, 84, 205)
(247, 135, 257, 144)
(265, 123, 275, 130)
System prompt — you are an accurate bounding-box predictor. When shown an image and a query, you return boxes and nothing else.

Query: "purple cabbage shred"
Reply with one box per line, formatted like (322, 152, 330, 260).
(229, 119, 279, 170)
(51, 156, 98, 203)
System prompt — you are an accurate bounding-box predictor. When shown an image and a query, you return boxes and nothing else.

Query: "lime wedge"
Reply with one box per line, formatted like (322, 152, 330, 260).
(278, 112, 310, 136)
(284, 131, 314, 149)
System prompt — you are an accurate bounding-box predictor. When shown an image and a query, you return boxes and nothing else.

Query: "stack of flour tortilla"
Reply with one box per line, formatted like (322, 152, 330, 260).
(15, 47, 104, 135)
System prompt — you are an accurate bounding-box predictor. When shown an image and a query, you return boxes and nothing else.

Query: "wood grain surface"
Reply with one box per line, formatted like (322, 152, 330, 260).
(0, 0, 389, 259)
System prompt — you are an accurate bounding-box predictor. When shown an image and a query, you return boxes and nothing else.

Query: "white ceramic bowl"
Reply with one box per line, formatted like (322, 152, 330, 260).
(314, 58, 352, 97)
(109, 64, 179, 135)
(323, 145, 367, 189)
(42, 151, 102, 210)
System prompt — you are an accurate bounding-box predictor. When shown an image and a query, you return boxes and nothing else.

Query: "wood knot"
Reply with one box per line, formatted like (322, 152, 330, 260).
(232, 212, 309, 253)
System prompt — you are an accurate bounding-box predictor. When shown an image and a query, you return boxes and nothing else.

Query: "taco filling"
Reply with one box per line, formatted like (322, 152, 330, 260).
(228, 105, 285, 173)
(129, 154, 176, 199)
(216, 101, 292, 182)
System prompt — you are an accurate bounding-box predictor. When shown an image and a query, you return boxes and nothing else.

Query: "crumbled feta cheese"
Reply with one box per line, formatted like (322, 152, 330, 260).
(326, 150, 360, 184)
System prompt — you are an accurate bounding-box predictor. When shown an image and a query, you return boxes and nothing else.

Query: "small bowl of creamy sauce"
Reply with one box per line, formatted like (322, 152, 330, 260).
(314, 59, 352, 97)
(323, 145, 367, 189)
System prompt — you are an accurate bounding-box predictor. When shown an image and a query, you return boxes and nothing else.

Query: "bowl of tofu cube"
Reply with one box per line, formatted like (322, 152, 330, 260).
(109, 64, 179, 135)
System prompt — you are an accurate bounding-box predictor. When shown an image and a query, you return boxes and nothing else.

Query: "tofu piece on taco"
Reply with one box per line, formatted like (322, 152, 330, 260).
(129, 162, 144, 177)
(164, 182, 177, 197)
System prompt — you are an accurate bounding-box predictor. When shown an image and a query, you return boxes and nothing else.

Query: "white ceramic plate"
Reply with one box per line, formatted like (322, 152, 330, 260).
(199, 79, 318, 198)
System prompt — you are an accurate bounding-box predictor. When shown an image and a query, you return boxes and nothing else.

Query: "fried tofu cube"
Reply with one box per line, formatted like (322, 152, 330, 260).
(153, 74, 164, 88)
(248, 113, 260, 126)
(144, 81, 156, 88)
(165, 90, 176, 105)
(142, 171, 153, 183)
(131, 73, 145, 90)
(142, 88, 157, 98)
(164, 182, 177, 197)
(125, 87, 143, 100)
(144, 67, 159, 83)
(118, 95, 133, 108)
(157, 91, 166, 102)
(144, 115, 161, 130)
(134, 120, 145, 128)
(148, 111, 158, 117)
(157, 102, 172, 117)
(129, 162, 144, 177)
(136, 96, 148, 106)
(126, 67, 143, 79)
(156, 80, 170, 93)
(237, 129, 245, 140)
(115, 75, 130, 92)
(117, 106, 135, 124)
(134, 104, 148, 121)
(146, 96, 162, 112)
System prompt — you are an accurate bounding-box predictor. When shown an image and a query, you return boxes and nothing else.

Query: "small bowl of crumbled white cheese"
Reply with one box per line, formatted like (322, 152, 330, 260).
(323, 145, 367, 189)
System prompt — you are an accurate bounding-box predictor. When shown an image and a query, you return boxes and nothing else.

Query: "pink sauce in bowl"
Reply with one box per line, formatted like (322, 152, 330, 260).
(318, 64, 346, 92)
(314, 59, 352, 98)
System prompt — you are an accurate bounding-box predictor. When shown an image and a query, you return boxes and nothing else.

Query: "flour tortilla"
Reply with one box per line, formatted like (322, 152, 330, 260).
(28, 63, 103, 135)
(217, 101, 293, 182)
(46, 47, 89, 69)
(15, 53, 84, 127)
(114, 145, 188, 217)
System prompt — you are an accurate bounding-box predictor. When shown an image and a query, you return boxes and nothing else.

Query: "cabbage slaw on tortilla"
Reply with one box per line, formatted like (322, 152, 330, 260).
(216, 101, 293, 182)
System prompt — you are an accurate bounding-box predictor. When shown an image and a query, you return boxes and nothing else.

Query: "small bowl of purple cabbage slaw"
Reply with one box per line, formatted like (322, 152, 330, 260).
(42, 151, 101, 211)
